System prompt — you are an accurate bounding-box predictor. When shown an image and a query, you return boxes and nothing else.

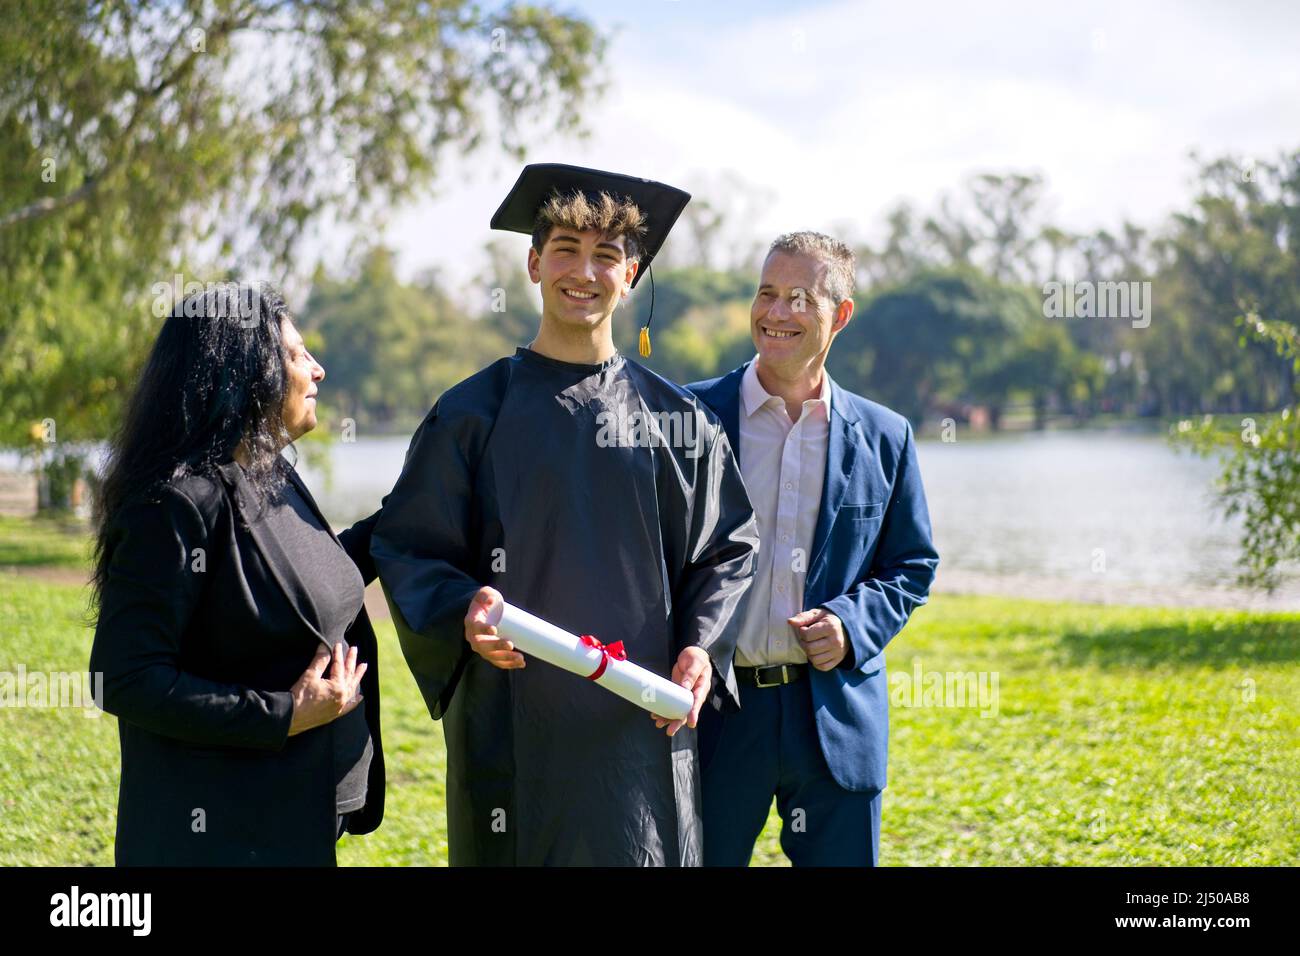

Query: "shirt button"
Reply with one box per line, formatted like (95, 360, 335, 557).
(777, 584, 786, 593)
(781, 533, 789, 542)
(785, 482, 793, 490)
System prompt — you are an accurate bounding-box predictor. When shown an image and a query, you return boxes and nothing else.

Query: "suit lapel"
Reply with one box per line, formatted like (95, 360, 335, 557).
(217, 460, 332, 648)
(704, 363, 746, 454)
(807, 377, 862, 588)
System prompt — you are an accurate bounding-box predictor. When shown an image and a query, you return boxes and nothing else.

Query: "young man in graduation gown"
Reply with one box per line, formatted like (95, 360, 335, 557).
(371, 164, 759, 866)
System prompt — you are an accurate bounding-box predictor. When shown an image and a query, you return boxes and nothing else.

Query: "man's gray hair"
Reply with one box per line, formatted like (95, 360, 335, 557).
(767, 231, 856, 306)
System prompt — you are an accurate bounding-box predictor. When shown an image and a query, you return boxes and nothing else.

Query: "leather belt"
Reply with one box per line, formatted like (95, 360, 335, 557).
(735, 663, 808, 688)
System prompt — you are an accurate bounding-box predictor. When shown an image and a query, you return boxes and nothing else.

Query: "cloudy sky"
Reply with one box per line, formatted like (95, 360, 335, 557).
(336, 0, 1300, 289)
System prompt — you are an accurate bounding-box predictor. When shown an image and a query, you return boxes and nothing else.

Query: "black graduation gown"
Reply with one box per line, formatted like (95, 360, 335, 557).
(371, 347, 757, 865)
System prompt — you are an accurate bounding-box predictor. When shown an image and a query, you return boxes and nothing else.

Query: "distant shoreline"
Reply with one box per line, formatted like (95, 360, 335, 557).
(5, 562, 1296, 617)
(934, 568, 1300, 613)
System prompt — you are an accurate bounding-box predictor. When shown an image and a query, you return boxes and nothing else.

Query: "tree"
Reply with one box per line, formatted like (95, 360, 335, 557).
(830, 266, 1078, 428)
(613, 266, 755, 383)
(1171, 151, 1300, 591)
(656, 170, 774, 274)
(1, 0, 604, 508)
(831, 268, 984, 426)
(300, 245, 521, 430)
(473, 237, 543, 349)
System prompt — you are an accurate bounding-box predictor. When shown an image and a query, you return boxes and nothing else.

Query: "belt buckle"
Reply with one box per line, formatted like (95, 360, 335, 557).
(754, 665, 787, 689)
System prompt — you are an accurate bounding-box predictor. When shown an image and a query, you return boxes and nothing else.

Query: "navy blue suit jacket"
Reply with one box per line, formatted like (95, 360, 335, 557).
(688, 361, 939, 792)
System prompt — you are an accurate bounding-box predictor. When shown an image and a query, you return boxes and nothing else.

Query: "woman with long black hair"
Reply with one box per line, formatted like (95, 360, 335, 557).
(89, 283, 385, 865)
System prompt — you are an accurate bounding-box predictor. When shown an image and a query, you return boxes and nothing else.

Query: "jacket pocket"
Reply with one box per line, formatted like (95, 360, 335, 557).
(841, 501, 884, 521)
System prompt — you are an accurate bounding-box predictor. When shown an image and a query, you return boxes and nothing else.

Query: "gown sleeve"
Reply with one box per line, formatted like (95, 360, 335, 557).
(673, 416, 759, 713)
(337, 506, 383, 585)
(370, 403, 485, 719)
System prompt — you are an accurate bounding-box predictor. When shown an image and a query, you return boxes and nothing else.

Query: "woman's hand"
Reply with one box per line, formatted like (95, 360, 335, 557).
(288, 642, 367, 736)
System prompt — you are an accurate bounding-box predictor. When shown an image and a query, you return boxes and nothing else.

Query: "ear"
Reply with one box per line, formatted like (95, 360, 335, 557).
(527, 246, 542, 284)
(621, 259, 640, 299)
(832, 298, 854, 335)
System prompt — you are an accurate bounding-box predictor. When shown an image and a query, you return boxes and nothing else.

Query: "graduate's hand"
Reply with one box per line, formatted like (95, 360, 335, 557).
(288, 642, 367, 736)
(652, 646, 711, 737)
(789, 608, 848, 670)
(464, 586, 525, 669)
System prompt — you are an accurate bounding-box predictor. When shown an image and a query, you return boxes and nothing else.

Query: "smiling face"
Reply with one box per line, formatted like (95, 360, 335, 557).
(279, 316, 324, 442)
(751, 250, 852, 377)
(528, 227, 639, 332)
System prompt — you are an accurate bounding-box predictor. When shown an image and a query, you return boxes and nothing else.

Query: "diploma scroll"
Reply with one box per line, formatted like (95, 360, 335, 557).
(485, 600, 695, 721)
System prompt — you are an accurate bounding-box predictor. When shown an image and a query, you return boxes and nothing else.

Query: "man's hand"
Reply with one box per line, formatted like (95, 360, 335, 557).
(464, 586, 525, 670)
(651, 646, 712, 737)
(788, 608, 848, 670)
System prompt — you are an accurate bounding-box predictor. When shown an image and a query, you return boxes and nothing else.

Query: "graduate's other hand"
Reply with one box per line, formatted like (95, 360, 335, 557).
(789, 608, 848, 670)
(652, 646, 711, 737)
(289, 642, 367, 736)
(464, 586, 525, 669)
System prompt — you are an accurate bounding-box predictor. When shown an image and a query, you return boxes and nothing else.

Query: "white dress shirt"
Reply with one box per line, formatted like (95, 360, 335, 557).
(734, 358, 831, 667)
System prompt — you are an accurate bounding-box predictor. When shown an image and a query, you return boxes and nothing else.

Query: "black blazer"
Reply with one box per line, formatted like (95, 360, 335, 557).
(89, 460, 385, 866)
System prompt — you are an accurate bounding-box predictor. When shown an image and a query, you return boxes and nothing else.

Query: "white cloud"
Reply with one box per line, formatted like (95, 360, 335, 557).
(351, 0, 1300, 290)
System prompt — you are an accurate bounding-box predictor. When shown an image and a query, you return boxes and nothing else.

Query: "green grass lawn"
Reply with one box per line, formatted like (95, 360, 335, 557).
(0, 514, 93, 568)
(1, 526, 1296, 866)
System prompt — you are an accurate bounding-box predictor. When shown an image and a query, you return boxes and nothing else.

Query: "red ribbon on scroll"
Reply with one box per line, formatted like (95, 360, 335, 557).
(578, 634, 627, 681)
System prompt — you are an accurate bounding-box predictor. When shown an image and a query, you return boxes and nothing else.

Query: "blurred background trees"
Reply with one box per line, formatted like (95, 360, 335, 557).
(1169, 153, 1300, 591)
(0, 5, 1295, 585)
(1, 0, 605, 494)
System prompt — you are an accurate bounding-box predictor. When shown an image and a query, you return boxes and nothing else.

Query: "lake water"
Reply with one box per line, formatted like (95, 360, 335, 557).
(5, 427, 1290, 608)
(294, 427, 1300, 611)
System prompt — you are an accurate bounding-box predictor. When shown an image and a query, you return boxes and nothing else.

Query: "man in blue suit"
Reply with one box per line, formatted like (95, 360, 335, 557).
(688, 231, 939, 866)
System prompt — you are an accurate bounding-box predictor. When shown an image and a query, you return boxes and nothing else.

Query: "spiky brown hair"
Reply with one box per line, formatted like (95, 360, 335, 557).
(531, 189, 648, 261)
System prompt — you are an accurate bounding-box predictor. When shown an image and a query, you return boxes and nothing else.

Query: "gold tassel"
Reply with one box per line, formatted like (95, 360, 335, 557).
(638, 325, 652, 358)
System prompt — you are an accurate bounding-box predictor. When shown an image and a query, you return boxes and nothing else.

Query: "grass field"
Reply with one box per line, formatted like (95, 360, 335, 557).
(0, 514, 93, 568)
(1, 517, 1296, 866)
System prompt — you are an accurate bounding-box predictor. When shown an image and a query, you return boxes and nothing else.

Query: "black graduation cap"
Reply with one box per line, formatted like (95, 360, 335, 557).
(490, 163, 691, 356)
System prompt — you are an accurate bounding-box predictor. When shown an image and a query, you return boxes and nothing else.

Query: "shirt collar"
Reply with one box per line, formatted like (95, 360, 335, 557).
(741, 358, 832, 420)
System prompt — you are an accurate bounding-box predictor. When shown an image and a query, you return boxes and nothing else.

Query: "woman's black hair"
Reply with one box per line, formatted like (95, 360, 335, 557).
(91, 282, 296, 610)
